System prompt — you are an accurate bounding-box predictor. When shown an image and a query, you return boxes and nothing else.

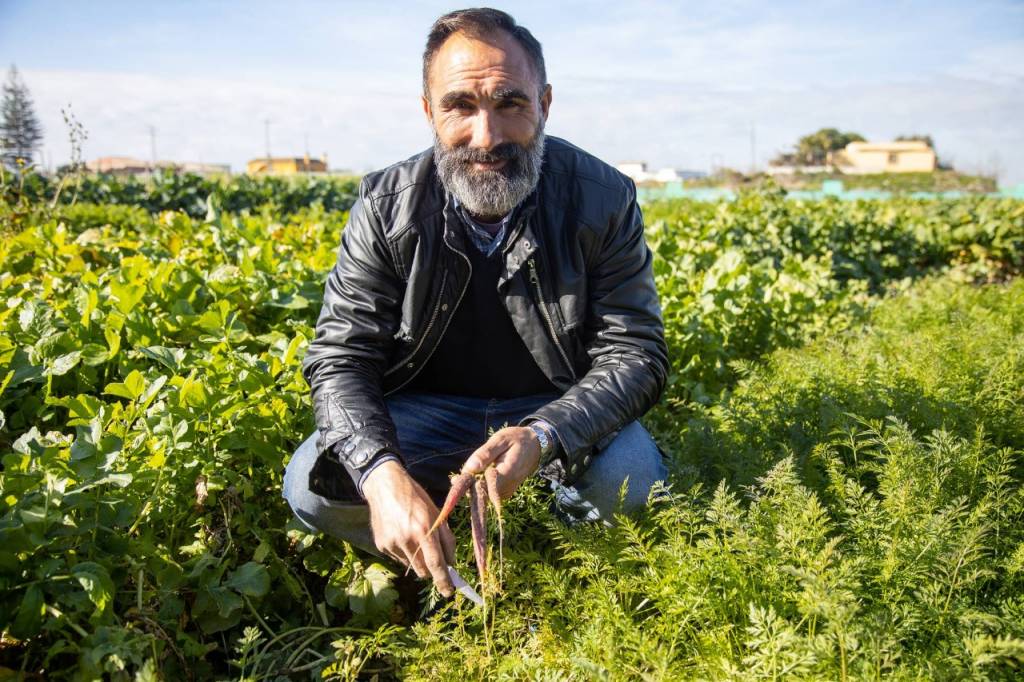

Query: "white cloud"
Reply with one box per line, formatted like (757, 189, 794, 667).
(19, 0, 1024, 186)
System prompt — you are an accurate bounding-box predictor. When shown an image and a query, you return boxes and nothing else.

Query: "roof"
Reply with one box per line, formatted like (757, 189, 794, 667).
(248, 157, 326, 164)
(846, 141, 932, 153)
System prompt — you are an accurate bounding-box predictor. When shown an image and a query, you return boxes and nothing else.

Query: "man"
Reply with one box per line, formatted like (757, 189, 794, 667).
(283, 8, 668, 599)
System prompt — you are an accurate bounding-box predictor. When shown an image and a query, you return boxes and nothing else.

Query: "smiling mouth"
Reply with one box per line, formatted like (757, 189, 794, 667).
(471, 159, 508, 171)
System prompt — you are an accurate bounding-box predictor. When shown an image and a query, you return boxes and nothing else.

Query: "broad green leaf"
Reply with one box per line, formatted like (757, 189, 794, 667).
(104, 325, 121, 358)
(0, 369, 13, 399)
(45, 351, 82, 377)
(138, 345, 186, 372)
(283, 334, 304, 366)
(104, 369, 145, 401)
(303, 549, 339, 577)
(208, 585, 244, 617)
(10, 585, 45, 639)
(79, 343, 109, 366)
(324, 567, 352, 609)
(110, 279, 146, 315)
(18, 301, 35, 331)
(67, 473, 133, 495)
(225, 562, 270, 598)
(346, 563, 398, 623)
(72, 562, 115, 621)
(139, 374, 168, 411)
(53, 393, 105, 423)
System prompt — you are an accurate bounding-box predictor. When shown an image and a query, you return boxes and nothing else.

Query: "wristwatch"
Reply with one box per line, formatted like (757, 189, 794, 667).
(527, 422, 554, 460)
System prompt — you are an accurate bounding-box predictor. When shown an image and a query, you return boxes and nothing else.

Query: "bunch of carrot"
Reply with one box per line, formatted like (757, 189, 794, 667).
(426, 465, 503, 589)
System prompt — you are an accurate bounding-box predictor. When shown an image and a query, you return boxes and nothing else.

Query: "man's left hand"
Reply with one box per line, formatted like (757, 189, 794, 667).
(461, 427, 541, 500)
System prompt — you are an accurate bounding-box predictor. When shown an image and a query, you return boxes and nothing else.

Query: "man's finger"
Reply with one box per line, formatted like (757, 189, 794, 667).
(439, 523, 456, 565)
(492, 466, 518, 500)
(462, 436, 511, 475)
(404, 543, 430, 580)
(419, 535, 455, 597)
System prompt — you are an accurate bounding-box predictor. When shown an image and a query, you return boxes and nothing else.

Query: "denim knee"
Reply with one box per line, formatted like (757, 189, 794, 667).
(282, 432, 379, 554)
(552, 420, 667, 522)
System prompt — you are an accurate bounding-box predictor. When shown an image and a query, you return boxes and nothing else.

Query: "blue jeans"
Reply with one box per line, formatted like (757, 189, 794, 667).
(282, 391, 667, 555)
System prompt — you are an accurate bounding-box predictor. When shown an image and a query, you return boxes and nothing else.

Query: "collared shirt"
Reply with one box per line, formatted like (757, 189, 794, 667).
(452, 196, 513, 257)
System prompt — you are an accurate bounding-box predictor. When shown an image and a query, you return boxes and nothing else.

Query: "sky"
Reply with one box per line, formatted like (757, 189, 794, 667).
(1, 0, 1022, 184)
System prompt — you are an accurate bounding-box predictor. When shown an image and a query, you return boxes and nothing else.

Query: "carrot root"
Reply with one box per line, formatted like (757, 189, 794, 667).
(484, 466, 504, 575)
(470, 478, 488, 586)
(426, 471, 474, 538)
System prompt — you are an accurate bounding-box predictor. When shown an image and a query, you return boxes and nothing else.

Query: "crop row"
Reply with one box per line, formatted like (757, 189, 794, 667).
(0, 194, 1022, 677)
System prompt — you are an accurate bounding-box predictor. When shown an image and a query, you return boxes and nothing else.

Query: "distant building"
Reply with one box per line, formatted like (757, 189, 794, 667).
(87, 156, 162, 175)
(86, 156, 229, 176)
(832, 141, 937, 174)
(616, 161, 649, 181)
(177, 161, 231, 175)
(246, 154, 328, 175)
(616, 161, 705, 183)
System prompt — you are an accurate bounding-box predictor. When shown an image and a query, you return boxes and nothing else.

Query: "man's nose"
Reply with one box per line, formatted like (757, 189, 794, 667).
(469, 108, 503, 151)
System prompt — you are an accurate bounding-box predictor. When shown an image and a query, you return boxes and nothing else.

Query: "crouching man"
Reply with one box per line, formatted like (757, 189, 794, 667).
(284, 7, 668, 598)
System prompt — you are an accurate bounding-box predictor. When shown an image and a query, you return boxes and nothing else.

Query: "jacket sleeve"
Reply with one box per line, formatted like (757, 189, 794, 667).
(301, 179, 405, 496)
(521, 181, 668, 483)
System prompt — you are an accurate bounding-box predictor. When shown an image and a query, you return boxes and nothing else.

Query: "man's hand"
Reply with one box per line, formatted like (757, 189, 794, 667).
(461, 426, 541, 500)
(361, 460, 456, 597)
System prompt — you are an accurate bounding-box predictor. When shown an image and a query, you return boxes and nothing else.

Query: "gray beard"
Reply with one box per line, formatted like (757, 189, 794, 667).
(433, 123, 545, 221)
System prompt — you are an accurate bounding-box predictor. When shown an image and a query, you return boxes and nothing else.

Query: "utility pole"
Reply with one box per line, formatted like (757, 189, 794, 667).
(264, 118, 272, 175)
(148, 126, 157, 173)
(749, 122, 757, 174)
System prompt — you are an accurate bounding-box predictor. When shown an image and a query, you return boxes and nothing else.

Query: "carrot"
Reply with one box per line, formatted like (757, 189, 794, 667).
(470, 478, 488, 584)
(483, 466, 502, 518)
(426, 471, 474, 538)
(484, 465, 504, 572)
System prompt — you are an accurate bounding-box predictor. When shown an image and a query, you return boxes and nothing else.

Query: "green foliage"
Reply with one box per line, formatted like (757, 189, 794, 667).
(405, 276, 1024, 680)
(1, 170, 359, 219)
(1, 191, 1022, 678)
(644, 194, 1023, 417)
(796, 170, 997, 194)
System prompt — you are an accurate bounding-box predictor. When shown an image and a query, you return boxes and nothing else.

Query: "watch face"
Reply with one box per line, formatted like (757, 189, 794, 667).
(530, 425, 549, 453)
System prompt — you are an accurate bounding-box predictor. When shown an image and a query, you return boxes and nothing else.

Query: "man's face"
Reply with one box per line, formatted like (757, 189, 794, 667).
(423, 30, 552, 221)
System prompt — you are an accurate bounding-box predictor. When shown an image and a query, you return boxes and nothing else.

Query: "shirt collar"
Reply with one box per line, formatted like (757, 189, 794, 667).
(451, 195, 515, 257)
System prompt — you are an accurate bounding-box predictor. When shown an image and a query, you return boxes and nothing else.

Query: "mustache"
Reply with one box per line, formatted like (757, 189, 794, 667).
(444, 142, 523, 165)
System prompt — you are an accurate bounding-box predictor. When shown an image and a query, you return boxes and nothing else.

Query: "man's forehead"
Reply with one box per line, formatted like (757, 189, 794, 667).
(428, 31, 538, 96)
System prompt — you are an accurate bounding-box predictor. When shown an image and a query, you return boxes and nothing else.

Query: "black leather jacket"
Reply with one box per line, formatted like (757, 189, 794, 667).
(301, 136, 668, 497)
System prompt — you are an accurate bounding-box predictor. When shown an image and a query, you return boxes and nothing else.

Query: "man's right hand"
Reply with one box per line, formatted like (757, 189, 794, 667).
(361, 460, 456, 597)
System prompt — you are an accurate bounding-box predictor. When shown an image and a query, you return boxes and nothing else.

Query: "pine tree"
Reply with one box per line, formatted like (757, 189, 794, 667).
(1, 65, 44, 170)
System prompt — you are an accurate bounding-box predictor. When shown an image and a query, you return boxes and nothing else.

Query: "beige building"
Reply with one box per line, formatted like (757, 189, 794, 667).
(246, 154, 328, 175)
(86, 157, 229, 176)
(833, 141, 936, 174)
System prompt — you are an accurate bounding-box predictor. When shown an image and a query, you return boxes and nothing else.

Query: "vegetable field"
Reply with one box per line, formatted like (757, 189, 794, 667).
(1, 180, 1023, 680)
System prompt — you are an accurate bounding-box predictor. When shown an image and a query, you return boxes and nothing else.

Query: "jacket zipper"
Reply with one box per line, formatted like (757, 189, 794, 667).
(385, 240, 472, 395)
(384, 269, 448, 377)
(528, 257, 577, 381)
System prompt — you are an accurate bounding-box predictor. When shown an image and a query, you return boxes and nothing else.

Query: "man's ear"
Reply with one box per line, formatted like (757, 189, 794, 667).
(540, 84, 552, 122)
(421, 94, 433, 126)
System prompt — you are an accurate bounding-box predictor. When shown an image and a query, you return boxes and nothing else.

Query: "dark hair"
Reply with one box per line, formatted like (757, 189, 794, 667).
(422, 8, 547, 99)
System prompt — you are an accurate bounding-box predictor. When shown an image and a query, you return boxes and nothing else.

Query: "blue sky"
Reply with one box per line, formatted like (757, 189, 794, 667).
(2, 0, 1022, 183)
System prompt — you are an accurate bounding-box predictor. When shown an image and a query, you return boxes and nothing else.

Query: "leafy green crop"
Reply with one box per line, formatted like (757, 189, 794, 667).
(1, 192, 1022, 679)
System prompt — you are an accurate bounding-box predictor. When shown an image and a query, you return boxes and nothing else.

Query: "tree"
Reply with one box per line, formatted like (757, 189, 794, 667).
(895, 134, 935, 150)
(795, 128, 865, 166)
(1, 65, 44, 170)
